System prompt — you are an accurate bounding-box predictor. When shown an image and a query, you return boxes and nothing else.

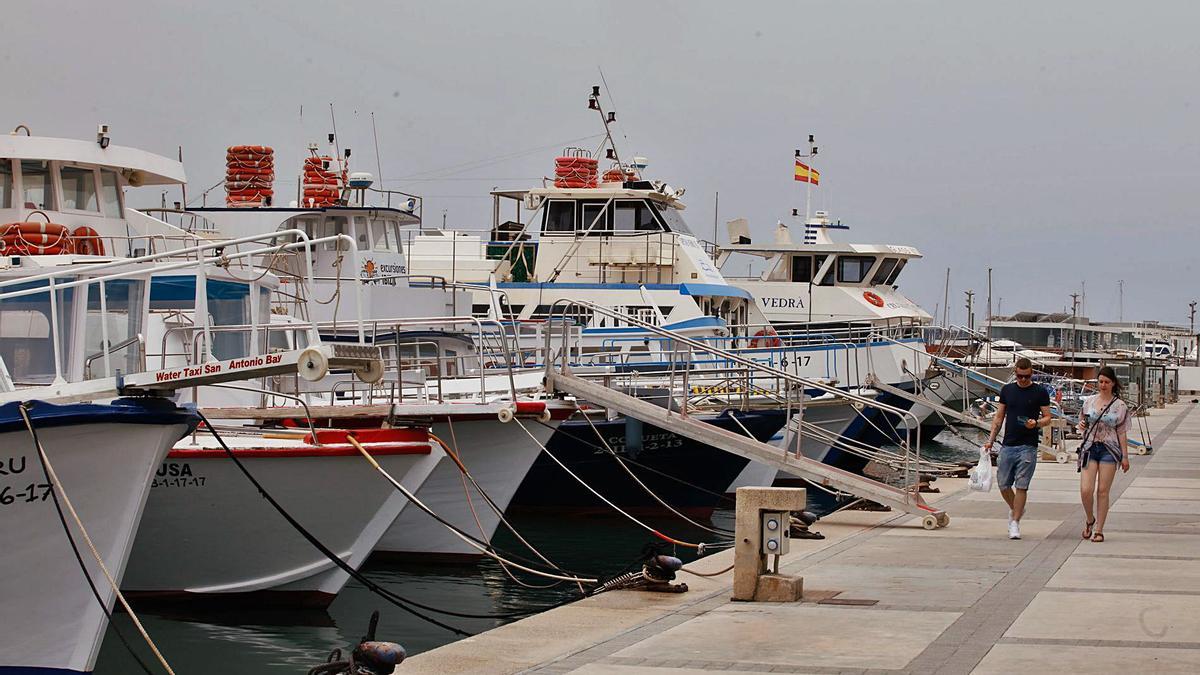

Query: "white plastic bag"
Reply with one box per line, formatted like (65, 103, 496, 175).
(968, 446, 994, 492)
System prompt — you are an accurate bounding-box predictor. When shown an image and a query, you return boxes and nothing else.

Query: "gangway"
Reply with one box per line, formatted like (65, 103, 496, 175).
(543, 301, 949, 529)
(864, 373, 990, 433)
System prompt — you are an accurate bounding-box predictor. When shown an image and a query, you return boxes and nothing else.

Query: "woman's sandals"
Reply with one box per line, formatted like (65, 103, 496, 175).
(1083, 519, 1096, 540)
(1091, 531, 1105, 543)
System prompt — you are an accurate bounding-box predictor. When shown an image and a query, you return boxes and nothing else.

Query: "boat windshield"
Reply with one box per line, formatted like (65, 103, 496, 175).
(0, 281, 75, 384)
(652, 204, 693, 235)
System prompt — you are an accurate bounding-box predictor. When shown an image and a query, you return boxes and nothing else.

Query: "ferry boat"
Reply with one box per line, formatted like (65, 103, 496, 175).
(717, 210, 955, 468)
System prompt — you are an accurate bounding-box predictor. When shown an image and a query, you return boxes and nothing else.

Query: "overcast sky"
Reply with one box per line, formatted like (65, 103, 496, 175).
(5, 1, 1198, 327)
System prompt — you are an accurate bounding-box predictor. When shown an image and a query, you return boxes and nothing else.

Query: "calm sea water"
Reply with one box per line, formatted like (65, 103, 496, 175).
(94, 429, 983, 674)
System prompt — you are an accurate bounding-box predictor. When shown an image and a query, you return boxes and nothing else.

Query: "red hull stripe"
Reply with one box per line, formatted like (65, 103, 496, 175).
(168, 441, 432, 459)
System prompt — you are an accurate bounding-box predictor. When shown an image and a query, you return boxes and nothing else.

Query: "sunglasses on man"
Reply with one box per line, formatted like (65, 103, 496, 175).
(1014, 372, 1032, 381)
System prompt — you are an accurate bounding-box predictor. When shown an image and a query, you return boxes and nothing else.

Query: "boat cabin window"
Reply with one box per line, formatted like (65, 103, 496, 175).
(870, 258, 899, 285)
(884, 259, 906, 285)
(543, 201, 576, 233)
(20, 160, 55, 210)
(0, 282, 75, 385)
(814, 255, 834, 286)
(1, 160, 12, 209)
(99, 169, 122, 218)
(612, 200, 660, 232)
(837, 256, 876, 284)
(313, 217, 349, 251)
(790, 255, 813, 283)
(83, 280, 145, 379)
(372, 218, 401, 252)
(580, 201, 608, 232)
(60, 165, 100, 212)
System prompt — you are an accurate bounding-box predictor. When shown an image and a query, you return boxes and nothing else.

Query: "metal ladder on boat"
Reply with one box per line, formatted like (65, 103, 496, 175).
(543, 300, 949, 529)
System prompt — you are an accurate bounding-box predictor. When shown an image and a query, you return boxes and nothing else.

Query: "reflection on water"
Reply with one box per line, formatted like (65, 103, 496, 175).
(95, 432, 981, 673)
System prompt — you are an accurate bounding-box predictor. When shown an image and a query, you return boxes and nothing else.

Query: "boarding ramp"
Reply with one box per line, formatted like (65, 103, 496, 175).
(543, 300, 949, 528)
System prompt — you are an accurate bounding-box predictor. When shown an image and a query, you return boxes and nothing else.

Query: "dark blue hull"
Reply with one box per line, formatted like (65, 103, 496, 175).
(511, 409, 789, 513)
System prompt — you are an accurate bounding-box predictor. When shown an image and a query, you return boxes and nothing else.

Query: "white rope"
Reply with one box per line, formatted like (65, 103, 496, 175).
(18, 405, 176, 675)
(345, 435, 597, 584)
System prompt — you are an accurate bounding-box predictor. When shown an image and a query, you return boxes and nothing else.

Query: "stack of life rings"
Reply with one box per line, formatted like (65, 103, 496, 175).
(0, 222, 106, 256)
(226, 145, 275, 207)
(302, 156, 343, 207)
(600, 167, 639, 184)
(553, 154, 598, 189)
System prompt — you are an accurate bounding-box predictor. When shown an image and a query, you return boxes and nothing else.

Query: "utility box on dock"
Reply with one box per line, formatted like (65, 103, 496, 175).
(733, 486, 806, 602)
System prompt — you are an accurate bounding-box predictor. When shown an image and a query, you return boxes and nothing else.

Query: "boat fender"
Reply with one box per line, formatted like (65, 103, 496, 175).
(298, 347, 329, 382)
(355, 358, 385, 385)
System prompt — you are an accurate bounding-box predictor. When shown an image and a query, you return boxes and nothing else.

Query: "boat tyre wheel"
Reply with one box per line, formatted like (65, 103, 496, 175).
(1056, 451, 1069, 464)
(497, 407, 514, 423)
(936, 513, 950, 528)
(922, 514, 939, 530)
(1136, 446, 1148, 456)
(538, 408, 553, 423)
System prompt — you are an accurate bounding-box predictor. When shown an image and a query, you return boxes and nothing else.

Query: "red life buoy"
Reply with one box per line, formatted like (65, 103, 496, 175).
(750, 327, 783, 349)
(71, 226, 105, 256)
(227, 145, 274, 155)
(863, 291, 885, 307)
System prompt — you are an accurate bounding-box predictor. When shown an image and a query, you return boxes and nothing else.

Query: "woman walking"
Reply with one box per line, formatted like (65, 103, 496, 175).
(1076, 366, 1131, 542)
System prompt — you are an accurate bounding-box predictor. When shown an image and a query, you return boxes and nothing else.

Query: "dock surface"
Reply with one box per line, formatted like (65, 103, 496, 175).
(404, 402, 1200, 674)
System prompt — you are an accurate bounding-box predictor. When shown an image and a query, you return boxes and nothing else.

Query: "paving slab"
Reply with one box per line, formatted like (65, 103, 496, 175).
(824, 534, 1036, 572)
(1131, 477, 1200, 489)
(611, 604, 960, 670)
(1070, 531, 1200, 557)
(572, 664, 771, 675)
(1112, 499, 1200, 515)
(1007, 591, 1200, 642)
(798, 563, 1006, 608)
(1100, 512, 1200, 534)
(960, 489, 1082, 503)
(973, 644, 1200, 674)
(1048, 556, 1200, 592)
(1120, 486, 1200, 501)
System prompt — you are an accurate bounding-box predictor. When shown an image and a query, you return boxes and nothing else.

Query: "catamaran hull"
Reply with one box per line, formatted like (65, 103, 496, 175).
(510, 409, 788, 514)
(123, 442, 440, 607)
(374, 418, 558, 560)
(0, 400, 195, 675)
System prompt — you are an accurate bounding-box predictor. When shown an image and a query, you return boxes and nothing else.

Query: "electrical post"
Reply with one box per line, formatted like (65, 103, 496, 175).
(1190, 301, 1197, 365)
(1070, 293, 1081, 365)
(965, 290, 975, 333)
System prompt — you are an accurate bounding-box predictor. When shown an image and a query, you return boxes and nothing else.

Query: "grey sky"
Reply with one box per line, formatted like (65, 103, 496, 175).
(5, 1, 1198, 327)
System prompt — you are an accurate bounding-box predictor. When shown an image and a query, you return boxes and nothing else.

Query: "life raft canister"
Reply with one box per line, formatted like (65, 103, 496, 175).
(863, 291, 885, 308)
(750, 327, 783, 348)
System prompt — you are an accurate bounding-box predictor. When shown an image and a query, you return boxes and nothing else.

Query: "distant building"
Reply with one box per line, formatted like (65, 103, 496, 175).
(986, 311, 1195, 362)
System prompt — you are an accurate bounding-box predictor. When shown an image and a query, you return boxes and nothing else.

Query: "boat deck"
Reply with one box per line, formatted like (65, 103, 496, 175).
(403, 401, 1200, 674)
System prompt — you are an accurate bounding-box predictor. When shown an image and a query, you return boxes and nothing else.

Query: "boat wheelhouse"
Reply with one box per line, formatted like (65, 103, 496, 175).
(407, 174, 765, 350)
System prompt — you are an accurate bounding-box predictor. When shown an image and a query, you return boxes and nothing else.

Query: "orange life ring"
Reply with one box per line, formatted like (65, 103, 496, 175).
(227, 145, 274, 155)
(71, 226, 105, 256)
(863, 291, 885, 307)
(750, 327, 783, 349)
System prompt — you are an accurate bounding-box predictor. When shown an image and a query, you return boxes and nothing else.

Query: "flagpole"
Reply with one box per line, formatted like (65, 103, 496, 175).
(796, 134, 818, 222)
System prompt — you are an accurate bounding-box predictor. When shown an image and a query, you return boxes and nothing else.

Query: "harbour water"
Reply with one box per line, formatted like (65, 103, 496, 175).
(94, 431, 982, 673)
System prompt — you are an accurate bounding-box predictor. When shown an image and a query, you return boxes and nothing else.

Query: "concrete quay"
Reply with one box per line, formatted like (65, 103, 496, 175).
(404, 402, 1200, 674)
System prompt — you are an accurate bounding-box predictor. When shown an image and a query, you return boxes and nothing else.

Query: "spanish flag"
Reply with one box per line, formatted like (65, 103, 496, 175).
(794, 160, 820, 185)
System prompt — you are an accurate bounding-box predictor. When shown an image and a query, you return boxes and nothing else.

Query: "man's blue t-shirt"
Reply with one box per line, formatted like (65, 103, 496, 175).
(999, 382, 1050, 447)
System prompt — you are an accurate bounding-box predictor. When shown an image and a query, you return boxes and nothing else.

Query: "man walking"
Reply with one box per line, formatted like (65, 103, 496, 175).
(984, 357, 1051, 539)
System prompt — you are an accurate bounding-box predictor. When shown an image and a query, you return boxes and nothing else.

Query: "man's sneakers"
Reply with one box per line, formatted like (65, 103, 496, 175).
(1008, 520, 1021, 540)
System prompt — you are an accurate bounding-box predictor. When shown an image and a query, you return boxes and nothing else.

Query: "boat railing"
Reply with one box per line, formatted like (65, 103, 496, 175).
(0, 230, 365, 385)
(545, 298, 928, 494)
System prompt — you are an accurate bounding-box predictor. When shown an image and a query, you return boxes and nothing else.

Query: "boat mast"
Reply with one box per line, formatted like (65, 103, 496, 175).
(795, 135, 818, 221)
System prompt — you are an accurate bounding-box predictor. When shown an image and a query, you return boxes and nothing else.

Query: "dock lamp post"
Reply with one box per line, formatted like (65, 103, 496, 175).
(1190, 301, 1197, 365)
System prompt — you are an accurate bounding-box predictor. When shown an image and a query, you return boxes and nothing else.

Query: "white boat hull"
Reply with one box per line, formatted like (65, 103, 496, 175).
(123, 433, 441, 607)
(0, 403, 193, 674)
(375, 417, 557, 559)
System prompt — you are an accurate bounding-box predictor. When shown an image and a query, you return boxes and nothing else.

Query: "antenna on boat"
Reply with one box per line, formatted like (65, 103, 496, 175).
(371, 112, 385, 190)
(589, 85, 625, 172)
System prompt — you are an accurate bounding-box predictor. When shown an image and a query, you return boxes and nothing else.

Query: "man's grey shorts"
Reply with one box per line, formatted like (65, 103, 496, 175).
(997, 444, 1038, 490)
